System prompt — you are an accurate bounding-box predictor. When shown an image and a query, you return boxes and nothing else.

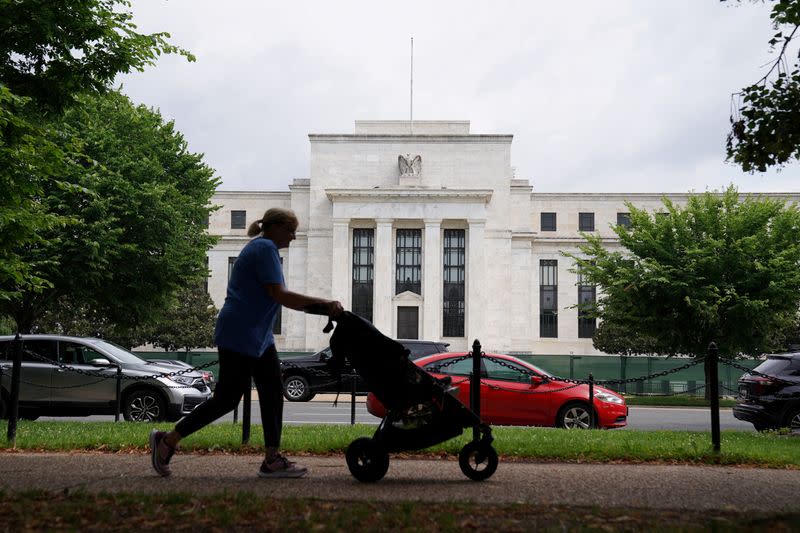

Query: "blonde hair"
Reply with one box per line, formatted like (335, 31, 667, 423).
(247, 208, 299, 237)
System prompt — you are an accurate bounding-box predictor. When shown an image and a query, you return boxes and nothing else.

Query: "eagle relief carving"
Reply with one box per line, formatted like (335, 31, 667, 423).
(398, 154, 422, 177)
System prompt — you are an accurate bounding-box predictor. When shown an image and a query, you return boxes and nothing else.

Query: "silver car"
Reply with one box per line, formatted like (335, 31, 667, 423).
(0, 334, 212, 422)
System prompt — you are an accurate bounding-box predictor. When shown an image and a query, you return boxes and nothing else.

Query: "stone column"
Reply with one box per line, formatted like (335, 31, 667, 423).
(330, 219, 350, 308)
(466, 219, 486, 346)
(422, 219, 442, 340)
(373, 219, 393, 334)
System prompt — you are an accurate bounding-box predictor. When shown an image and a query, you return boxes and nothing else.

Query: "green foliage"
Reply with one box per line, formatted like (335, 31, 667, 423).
(2, 90, 219, 333)
(568, 187, 800, 358)
(0, 0, 194, 112)
(147, 285, 218, 352)
(724, 0, 800, 171)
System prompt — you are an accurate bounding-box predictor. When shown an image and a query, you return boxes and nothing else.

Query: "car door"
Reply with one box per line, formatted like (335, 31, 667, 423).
(423, 356, 486, 412)
(51, 340, 117, 406)
(481, 357, 549, 426)
(17, 339, 58, 406)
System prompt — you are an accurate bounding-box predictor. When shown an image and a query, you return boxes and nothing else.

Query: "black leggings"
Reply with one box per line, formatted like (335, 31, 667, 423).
(175, 345, 283, 447)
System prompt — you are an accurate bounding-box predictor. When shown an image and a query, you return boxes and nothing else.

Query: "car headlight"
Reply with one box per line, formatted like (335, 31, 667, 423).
(594, 391, 624, 404)
(168, 375, 195, 387)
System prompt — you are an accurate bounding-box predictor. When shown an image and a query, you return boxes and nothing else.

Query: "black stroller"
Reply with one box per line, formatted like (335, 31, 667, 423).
(307, 306, 498, 483)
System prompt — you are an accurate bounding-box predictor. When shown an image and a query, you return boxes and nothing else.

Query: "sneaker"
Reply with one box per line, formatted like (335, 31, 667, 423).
(258, 455, 308, 478)
(149, 429, 175, 477)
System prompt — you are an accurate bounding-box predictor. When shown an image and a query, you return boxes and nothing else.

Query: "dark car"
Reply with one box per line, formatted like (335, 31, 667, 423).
(280, 340, 449, 401)
(733, 352, 800, 431)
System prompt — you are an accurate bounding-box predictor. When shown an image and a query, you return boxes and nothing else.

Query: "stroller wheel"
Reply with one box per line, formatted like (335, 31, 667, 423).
(346, 437, 390, 483)
(458, 441, 498, 481)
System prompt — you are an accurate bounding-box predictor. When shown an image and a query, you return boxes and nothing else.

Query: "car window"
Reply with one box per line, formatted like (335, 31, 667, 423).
(22, 339, 58, 363)
(87, 339, 146, 365)
(483, 357, 531, 383)
(59, 341, 106, 365)
(405, 343, 434, 358)
(753, 358, 791, 376)
(424, 357, 482, 377)
(0, 340, 9, 360)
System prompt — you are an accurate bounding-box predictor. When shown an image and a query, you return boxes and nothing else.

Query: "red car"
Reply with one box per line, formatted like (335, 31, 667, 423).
(366, 352, 628, 429)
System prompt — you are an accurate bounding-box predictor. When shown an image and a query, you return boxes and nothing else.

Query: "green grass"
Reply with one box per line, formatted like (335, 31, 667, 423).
(2, 421, 798, 468)
(2, 490, 797, 532)
(624, 396, 737, 407)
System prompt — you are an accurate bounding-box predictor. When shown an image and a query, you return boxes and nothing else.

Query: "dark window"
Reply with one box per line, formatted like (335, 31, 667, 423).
(443, 229, 465, 337)
(424, 357, 476, 377)
(228, 257, 237, 281)
(397, 306, 419, 339)
(230, 210, 246, 229)
(540, 260, 558, 338)
(541, 212, 556, 231)
(577, 268, 596, 338)
(22, 339, 58, 362)
(616, 212, 631, 228)
(579, 212, 595, 232)
(59, 341, 105, 365)
(352, 228, 374, 322)
(484, 358, 530, 383)
(395, 229, 421, 295)
(273, 257, 283, 334)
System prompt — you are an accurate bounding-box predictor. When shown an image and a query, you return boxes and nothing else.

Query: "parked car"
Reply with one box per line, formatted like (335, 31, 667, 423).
(147, 359, 216, 391)
(281, 340, 450, 401)
(365, 352, 628, 429)
(733, 352, 800, 431)
(0, 335, 212, 422)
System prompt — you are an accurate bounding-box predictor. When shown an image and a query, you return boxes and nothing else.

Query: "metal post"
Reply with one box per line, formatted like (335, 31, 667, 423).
(6, 333, 22, 445)
(471, 339, 481, 441)
(708, 342, 721, 453)
(350, 373, 357, 425)
(242, 378, 252, 445)
(114, 365, 122, 422)
(588, 373, 595, 429)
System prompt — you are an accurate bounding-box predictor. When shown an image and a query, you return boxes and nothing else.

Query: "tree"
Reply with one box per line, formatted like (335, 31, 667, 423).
(0, 0, 192, 306)
(148, 285, 218, 354)
(725, 0, 800, 172)
(2, 90, 219, 333)
(569, 187, 800, 360)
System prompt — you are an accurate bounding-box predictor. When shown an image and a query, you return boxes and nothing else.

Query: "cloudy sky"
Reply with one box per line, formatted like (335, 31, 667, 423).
(119, 1, 800, 194)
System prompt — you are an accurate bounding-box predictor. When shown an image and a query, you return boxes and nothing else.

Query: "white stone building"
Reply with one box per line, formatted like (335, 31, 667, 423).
(206, 120, 799, 355)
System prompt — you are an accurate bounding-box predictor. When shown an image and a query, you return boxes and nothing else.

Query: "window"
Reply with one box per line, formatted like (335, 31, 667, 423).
(577, 267, 596, 339)
(424, 356, 480, 377)
(484, 357, 531, 383)
(352, 228, 374, 322)
(541, 212, 556, 231)
(230, 210, 246, 229)
(616, 212, 631, 228)
(59, 341, 105, 365)
(578, 212, 595, 232)
(540, 260, 558, 338)
(228, 257, 237, 281)
(395, 229, 421, 295)
(273, 257, 283, 334)
(397, 306, 419, 339)
(21, 339, 58, 362)
(442, 229, 465, 337)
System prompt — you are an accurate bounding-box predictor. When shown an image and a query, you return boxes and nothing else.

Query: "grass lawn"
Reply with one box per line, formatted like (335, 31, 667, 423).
(2, 421, 798, 468)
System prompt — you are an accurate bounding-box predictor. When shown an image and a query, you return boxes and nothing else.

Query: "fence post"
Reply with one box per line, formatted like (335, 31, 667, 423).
(350, 373, 357, 425)
(588, 373, 595, 429)
(242, 378, 252, 445)
(6, 333, 22, 445)
(707, 342, 721, 453)
(114, 365, 122, 422)
(471, 339, 481, 441)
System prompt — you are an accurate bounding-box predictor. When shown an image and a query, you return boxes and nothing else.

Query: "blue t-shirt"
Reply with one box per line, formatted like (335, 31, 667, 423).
(214, 237, 284, 357)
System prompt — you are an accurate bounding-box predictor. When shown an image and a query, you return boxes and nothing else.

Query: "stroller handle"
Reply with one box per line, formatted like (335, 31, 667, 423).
(302, 303, 338, 333)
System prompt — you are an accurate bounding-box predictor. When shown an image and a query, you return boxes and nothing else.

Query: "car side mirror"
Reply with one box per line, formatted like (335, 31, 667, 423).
(89, 358, 112, 366)
(530, 375, 544, 385)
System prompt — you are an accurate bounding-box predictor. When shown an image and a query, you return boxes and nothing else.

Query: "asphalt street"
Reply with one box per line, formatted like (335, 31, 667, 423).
(1, 452, 797, 512)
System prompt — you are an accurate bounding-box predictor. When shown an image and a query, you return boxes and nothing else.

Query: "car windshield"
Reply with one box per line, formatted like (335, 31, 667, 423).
(87, 339, 147, 365)
(752, 358, 791, 377)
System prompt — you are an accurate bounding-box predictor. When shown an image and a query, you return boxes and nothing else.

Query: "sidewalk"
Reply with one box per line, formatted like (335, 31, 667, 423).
(1, 452, 798, 512)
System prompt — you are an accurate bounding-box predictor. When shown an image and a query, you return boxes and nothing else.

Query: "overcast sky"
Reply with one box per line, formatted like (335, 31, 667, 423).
(119, 1, 800, 194)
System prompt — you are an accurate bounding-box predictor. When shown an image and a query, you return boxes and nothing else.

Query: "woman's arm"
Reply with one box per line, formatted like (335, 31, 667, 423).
(264, 283, 343, 315)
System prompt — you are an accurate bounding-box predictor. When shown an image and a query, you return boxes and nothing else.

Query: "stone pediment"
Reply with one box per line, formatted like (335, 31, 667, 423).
(393, 290, 423, 302)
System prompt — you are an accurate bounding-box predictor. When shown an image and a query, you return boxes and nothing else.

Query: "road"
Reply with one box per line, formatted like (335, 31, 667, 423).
(41, 395, 756, 431)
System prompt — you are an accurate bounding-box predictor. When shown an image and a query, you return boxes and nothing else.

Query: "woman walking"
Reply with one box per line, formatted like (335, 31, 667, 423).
(150, 208, 342, 478)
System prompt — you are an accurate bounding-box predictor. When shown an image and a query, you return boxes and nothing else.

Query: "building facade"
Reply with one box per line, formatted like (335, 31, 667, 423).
(206, 120, 799, 355)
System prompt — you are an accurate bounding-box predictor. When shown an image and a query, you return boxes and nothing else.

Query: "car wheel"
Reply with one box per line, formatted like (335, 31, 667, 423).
(458, 441, 498, 481)
(18, 409, 39, 421)
(556, 401, 596, 429)
(784, 407, 800, 431)
(283, 375, 315, 402)
(345, 437, 389, 483)
(123, 389, 166, 422)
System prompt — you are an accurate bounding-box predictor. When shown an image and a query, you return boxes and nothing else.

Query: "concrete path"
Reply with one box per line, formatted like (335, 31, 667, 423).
(1, 452, 798, 512)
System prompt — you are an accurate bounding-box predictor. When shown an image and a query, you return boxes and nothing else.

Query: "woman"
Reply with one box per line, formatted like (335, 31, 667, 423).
(150, 208, 343, 478)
